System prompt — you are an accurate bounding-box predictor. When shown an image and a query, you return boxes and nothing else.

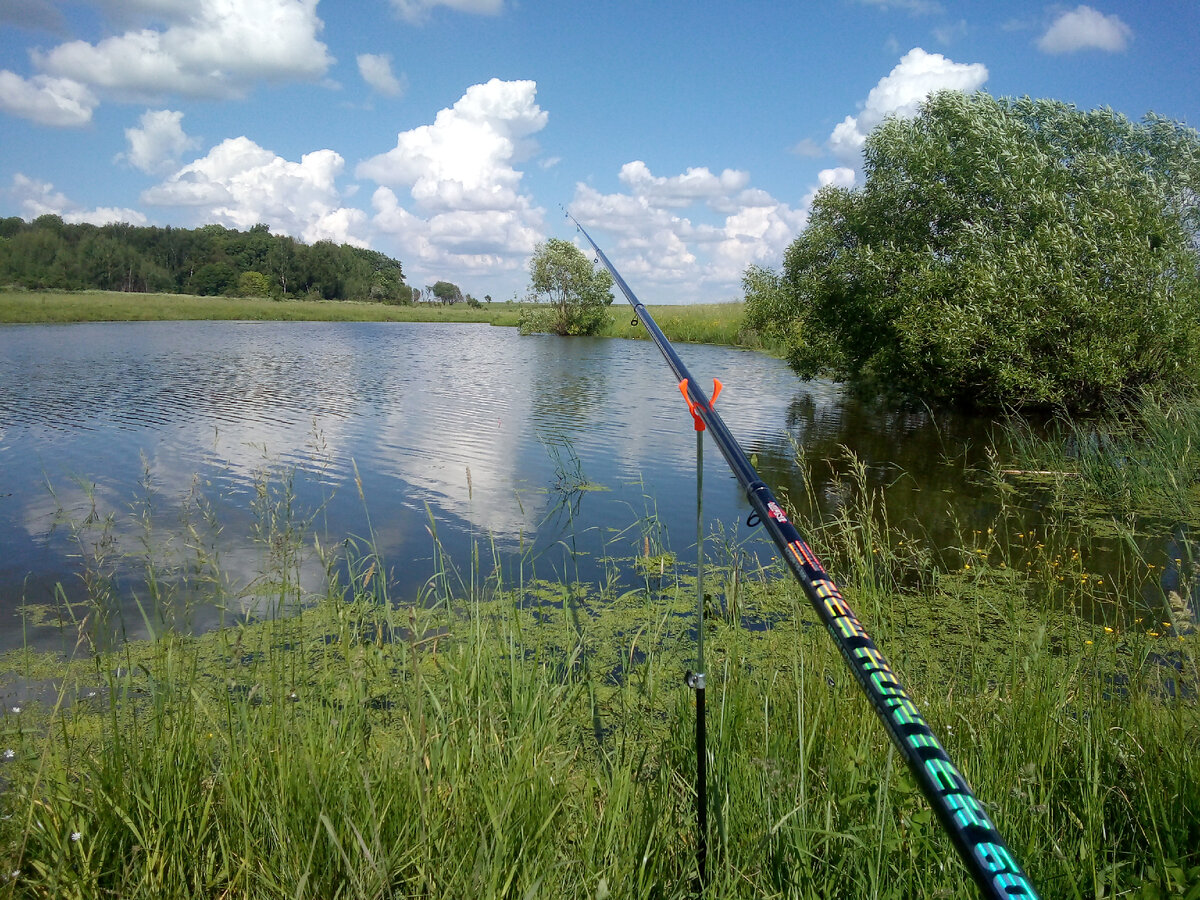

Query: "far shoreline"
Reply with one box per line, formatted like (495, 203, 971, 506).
(0, 289, 769, 350)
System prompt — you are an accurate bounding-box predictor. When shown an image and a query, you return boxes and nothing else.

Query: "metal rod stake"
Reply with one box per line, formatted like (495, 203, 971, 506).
(696, 428, 707, 891)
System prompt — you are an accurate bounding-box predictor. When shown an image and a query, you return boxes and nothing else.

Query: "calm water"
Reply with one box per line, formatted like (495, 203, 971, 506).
(0, 320, 1095, 652)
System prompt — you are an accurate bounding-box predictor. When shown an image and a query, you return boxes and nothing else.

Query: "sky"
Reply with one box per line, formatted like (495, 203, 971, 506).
(0, 1, 1196, 304)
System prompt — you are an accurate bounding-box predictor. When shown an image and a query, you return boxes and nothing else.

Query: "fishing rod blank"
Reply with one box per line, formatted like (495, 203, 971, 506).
(569, 215, 1038, 900)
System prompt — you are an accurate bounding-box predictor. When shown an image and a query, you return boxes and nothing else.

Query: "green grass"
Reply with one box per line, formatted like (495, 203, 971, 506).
(1, 446, 1197, 898)
(0, 290, 527, 326)
(601, 302, 775, 350)
(1004, 391, 1200, 528)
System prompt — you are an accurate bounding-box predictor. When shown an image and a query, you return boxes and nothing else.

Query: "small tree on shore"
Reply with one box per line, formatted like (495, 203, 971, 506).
(519, 238, 614, 336)
(431, 280, 463, 304)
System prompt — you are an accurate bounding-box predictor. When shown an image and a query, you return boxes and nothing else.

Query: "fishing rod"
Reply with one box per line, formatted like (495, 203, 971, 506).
(568, 214, 1038, 899)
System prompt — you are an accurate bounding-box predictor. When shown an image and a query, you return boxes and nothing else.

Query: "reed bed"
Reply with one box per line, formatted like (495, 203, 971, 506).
(0, 446, 1197, 899)
(1004, 390, 1200, 527)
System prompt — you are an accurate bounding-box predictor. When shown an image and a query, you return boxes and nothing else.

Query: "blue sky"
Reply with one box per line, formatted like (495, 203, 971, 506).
(1, 1, 1196, 303)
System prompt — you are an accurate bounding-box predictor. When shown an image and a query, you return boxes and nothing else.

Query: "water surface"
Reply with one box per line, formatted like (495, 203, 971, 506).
(0, 320, 1096, 651)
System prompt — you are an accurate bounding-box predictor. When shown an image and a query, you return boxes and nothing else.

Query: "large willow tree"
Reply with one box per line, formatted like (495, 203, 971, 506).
(748, 91, 1200, 411)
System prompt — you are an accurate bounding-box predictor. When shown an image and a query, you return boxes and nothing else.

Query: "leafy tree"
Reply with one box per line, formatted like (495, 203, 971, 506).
(266, 235, 299, 296)
(0, 227, 64, 287)
(32, 213, 65, 234)
(238, 270, 272, 297)
(519, 238, 614, 336)
(740, 264, 797, 350)
(431, 280, 463, 304)
(188, 262, 239, 296)
(748, 91, 1200, 411)
(300, 240, 345, 299)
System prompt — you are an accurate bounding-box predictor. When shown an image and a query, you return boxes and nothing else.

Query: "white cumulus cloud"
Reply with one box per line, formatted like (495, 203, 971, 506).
(828, 47, 988, 163)
(1037, 5, 1132, 54)
(118, 109, 199, 174)
(358, 78, 547, 282)
(33, 0, 333, 100)
(617, 161, 751, 209)
(568, 159, 807, 301)
(10, 173, 148, 225)
(0, 71, 96, 126)
(142, 136, 367, 245)
(357, 53, 406, 97)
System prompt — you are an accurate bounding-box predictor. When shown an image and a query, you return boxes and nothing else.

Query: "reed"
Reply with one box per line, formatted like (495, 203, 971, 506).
(0, 450, 1196, 899)
(1004, 390, 1200, 527)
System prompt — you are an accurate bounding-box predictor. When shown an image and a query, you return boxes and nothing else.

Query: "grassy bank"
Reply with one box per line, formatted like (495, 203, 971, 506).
(1, 446, 1196, 899)
(0, 290, 776, 352)
(599, 302, 768, 349)
(0, 290, 526, 326)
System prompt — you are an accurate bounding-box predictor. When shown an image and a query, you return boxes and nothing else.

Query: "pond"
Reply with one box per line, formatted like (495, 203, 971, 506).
(0, 319, 1173, 653)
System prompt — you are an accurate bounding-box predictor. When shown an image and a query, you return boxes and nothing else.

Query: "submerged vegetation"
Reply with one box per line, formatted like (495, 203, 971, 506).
(1, 426, 1196, 899)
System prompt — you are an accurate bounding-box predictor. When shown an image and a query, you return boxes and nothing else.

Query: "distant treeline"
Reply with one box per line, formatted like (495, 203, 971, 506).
(0, 215, 411, 304)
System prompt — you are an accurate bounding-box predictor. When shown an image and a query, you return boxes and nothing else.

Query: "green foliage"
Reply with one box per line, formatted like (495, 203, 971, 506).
(237, 270, 272, 298)
(1007, 389, 1200, 528)
(431, 280, 463, 304)
(749, 91, 1200, 411)
(519, 238, 614, 336)
(188, 261, 239, 296)
(0, 219, 407, 304)
(739, 264, 799, 349)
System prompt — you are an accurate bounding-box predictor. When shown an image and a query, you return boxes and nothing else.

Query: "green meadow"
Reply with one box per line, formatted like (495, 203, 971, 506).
(0, 290, 524, 326)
